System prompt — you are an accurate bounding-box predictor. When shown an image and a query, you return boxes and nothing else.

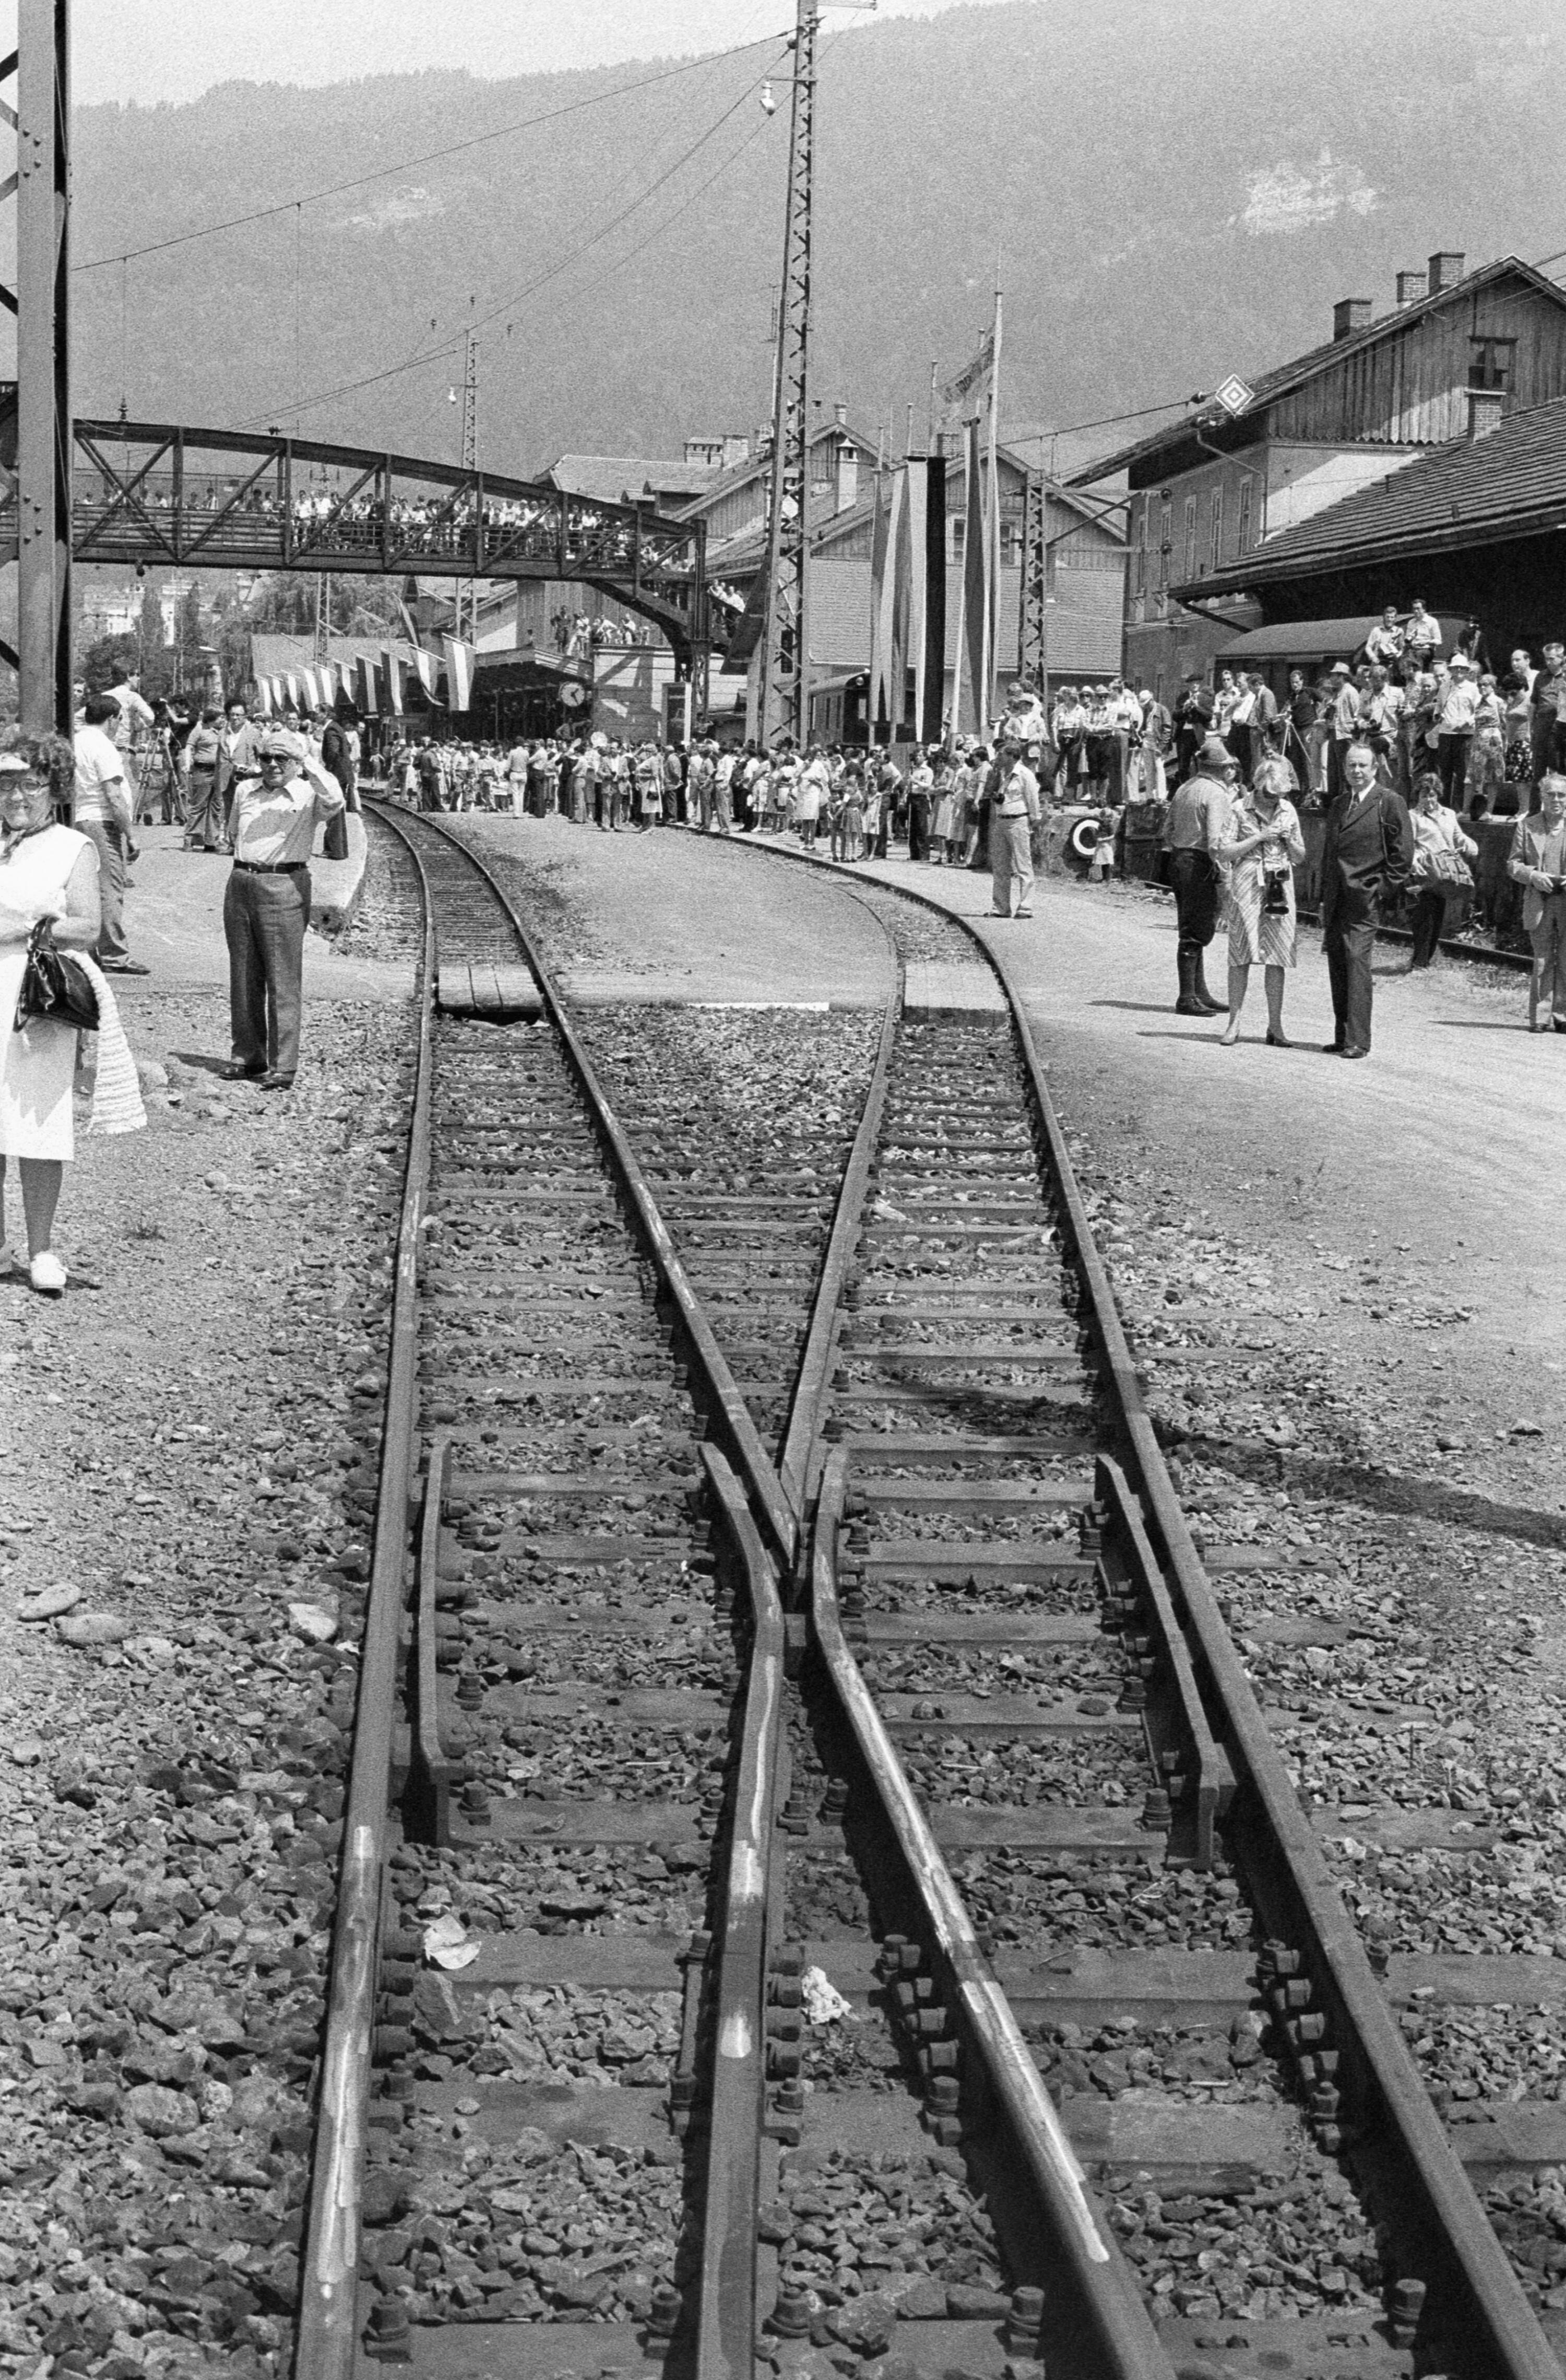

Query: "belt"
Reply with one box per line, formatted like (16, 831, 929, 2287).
(233, 859, 307, 874)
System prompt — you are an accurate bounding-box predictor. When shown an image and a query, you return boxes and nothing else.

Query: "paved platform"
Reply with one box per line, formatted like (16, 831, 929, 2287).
(107, 815, 413, 1006)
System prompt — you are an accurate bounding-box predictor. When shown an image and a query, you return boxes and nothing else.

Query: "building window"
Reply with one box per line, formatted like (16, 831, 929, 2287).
(1237, 478, 1253, 554)
(1000, 518, 1023, 566)
(1158, 500, 1171, 591)
(1183, 497, 1197, 580)
(1208, 487, 1223, 573)
(950, 514, 965, 563)
(1468, 337, 1516, 392)
(1134, 504, 1147, 597)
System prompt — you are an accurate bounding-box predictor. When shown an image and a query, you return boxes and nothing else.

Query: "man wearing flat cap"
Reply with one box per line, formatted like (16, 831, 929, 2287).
(1159, 734, 1236, 1015)
(223, 728, 346, 1090)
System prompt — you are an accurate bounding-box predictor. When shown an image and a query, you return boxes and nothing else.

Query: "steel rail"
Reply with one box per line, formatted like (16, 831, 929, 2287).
(698, 1444, 787, 2380)
(366, 800, 798, 1574)
(810, 1447, 1180, 2380)
(294, 811, 437, 2380)
(299, 803, 792, 2380)
(712, 830, 1562, 2378)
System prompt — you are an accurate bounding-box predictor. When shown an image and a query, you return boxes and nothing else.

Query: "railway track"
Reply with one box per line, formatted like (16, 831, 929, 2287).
(293, 804, 1562, 2380)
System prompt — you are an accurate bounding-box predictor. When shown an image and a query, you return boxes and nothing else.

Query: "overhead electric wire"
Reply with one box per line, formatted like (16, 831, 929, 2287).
(238, 52, 785, 434)
(72, 26, 791, 276)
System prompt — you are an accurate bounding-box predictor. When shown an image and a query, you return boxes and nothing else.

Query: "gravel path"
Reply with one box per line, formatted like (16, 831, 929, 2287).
(0, 970, 414, 2379)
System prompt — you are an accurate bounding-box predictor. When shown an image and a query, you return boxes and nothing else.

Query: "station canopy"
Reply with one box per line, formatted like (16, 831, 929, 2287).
(1215, 613, 1467, 664)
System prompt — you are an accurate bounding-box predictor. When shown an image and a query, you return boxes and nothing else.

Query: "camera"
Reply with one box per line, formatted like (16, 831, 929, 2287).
(1262, 866, 1290, 916)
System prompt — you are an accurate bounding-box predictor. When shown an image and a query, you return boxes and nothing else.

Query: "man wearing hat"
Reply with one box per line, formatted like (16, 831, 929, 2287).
(1159, 734, 1235, 1015)
(1434, 655, 1480, 808)
(222, 728, 346, 1090)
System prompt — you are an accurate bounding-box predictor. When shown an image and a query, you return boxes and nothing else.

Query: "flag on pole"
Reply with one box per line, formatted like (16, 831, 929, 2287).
(899, 464, 928, 740)
(382, 646, 404, 715)
(442, 635, 476, 715)
(945, 290, 1003, 733)
(868, 468, 901, 737)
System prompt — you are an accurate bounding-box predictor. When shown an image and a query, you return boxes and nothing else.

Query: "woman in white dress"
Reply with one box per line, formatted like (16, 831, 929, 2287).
(0, 737, 102, 1293)
(1210, 755, 1305, 1049)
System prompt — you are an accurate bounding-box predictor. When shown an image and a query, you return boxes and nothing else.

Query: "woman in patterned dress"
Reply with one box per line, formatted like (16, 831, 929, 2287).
(1211, 755, 1306, 1048)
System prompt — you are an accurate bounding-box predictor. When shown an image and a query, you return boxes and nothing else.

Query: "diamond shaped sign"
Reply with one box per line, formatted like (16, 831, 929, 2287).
(1213, 374, 1254, 418)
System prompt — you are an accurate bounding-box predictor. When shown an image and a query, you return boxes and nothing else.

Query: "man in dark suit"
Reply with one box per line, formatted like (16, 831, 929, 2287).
(1174, 675, 1215, 781)
(1529, 639, 1566, 783)
(1319, 738, 1413, 1059)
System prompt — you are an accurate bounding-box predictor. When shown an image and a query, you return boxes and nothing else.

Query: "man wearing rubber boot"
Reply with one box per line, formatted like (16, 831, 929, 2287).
(1160, 734, 1234, 1015)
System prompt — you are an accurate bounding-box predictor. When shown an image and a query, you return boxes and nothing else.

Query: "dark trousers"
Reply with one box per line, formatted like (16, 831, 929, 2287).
(1327, 738, 1353, 802)
(1409, 885, 1446, 968)
(1323, 905, 1376, 1051)
(80, 817, 130, 964)
(224, 867, 310, 1079)
(184, 767, 224, 849)
(1437, 733, 1471, 809)
(1168, 847, 1218, 948)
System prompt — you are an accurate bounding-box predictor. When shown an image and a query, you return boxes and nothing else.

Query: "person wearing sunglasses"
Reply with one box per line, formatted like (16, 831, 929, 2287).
(222, 729, 346, 1091)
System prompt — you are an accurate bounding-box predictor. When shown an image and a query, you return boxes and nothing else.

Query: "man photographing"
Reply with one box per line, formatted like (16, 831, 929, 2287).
(223, 728, 345, 1091)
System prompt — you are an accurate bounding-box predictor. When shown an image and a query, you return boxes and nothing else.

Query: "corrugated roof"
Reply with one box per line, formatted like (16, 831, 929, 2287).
(1069, 256, 1566, 486)
(1215, 612, 1467, 661)
(1180, 394, 1566, 598)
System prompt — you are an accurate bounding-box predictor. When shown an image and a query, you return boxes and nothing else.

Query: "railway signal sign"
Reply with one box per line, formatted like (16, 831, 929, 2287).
(1212, 374, 1254, 419)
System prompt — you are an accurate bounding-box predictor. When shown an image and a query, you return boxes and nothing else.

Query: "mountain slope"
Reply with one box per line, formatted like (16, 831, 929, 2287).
(69, 0, 1566, 479)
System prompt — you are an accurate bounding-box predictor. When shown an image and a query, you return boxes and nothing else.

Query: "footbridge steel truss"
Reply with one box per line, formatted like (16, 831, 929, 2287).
(0, 412, 712, 682)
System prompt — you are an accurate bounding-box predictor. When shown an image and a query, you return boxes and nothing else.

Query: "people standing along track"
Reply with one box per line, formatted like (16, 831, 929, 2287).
(223, 729, 346, 1092)
(1509, 772, 1566, 1033)
(1319, 739, 1413, 1061)
(181, 705, 226, 853)
(1160, 735, 1233, 1017)
(73, 695, 150, 977)
(989, 737, 1041, 920)
(1211, 755, 1306, 1047)
(216, 700, 264, 853)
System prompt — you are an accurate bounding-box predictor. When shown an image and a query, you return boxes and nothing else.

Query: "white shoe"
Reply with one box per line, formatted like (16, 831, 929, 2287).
(29, 1252, 67, 1295)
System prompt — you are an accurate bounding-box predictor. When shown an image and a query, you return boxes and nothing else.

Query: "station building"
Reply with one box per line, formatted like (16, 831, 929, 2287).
(1072, 251, 1566, 700)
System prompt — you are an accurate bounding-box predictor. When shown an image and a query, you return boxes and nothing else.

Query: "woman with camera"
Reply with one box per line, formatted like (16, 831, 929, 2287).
(1211, 755, 1307, 1047)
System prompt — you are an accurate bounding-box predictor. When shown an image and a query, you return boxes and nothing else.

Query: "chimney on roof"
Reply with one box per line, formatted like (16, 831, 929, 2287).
(1428, 250, 1466, 294)
(1333, 297, 1373, 340)
(834, 430, 858, 515)
(721, 432, 750, 468)
(1395, 269, 1427, 308)
(1467, 388, 1505, 442)
(834, 400, 848, 427)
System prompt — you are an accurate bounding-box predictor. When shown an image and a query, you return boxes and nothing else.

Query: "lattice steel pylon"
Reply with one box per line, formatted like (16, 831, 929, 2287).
(756, 0, 817, 748)
(1019, 469, 1049, 698)
(456, 331, 478, 645)
(8, 0, 72, 733)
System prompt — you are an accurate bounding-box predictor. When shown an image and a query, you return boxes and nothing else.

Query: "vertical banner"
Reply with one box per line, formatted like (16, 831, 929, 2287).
(382, 646, 404, 715)
(922, 453, 946, 745)
(867, 468, 900, 741)
(957, 418, 987, 737)
(442, 636, 475, 714)
(285, 672, 303, 714)
(358, 655, 379, 714)
(256, 679, 274, 717)
(411, 648, 440, 704)
(901, 463, 927, 740)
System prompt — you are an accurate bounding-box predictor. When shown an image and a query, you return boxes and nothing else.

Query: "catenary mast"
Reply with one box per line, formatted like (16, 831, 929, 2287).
(757, 0, 818, 749)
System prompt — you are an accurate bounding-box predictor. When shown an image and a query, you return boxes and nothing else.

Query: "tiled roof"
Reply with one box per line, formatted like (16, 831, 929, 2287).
(545, 454, 716, 504)
(251, 632, 421, 674)
(1069, 256, 1566, 486)
(1180, 393, 1566, 598)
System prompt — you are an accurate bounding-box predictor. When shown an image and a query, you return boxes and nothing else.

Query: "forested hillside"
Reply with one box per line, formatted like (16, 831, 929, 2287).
(69, 0, 1566, 477)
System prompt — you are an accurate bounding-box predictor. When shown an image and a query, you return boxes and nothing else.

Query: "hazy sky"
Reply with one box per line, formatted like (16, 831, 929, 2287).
(75, 0, 1015, 108)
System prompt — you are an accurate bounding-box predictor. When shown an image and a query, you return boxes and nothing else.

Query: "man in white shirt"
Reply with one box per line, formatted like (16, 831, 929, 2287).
(1434, 655, 1479, 808)
(73, 693, 150, 973)
(990, 737, 1041, 919)
(223, 729, 346, 1090)
(104, 675, 158, 822)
